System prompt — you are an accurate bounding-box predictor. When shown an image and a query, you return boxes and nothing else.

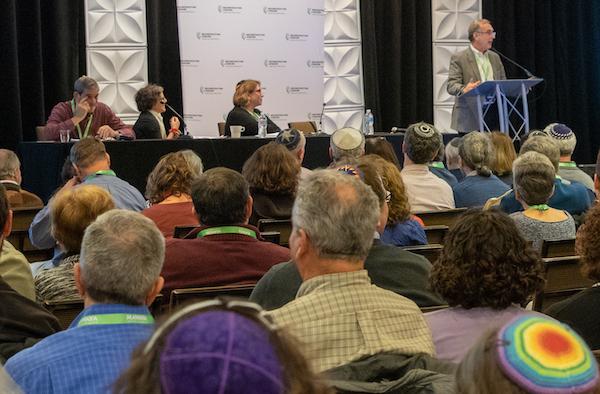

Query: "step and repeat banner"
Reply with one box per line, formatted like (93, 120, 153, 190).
(177, 1, 325, 137)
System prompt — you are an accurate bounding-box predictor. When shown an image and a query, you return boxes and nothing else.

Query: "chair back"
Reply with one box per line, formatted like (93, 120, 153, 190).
(35, 126, 50, 141)
(288, 121, 318, 134)
(423, 225, 449, 245)
(593, 349, 600, 364)
(7, 206, 53, 262)
(257, 219, 292, 246)
(169, 283, 256, 312)
(533, 256, 595, 312)
(260, 231, 280, 245)
(43, 299, 84, 330)
(401, 244, 443, 264)
(173, 225, 201, 239)
(541, 238, 576, 258)
(218, 122, 225, 136)
(414, 208, 467, 227)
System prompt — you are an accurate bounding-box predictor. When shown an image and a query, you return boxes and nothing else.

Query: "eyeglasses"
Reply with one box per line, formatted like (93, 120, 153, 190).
(143, 298, 276, 355)
(384, 190, 392, 203)
(477, 30, 496, 38)
(254, 89, 262, 94)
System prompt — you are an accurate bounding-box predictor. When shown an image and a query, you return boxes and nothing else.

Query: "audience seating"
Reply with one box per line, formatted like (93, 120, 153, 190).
(173, 225, 200, 239)
(257, 219, 292, 247)
(401, 244, 443, 264)
(217, 122, 225, 136)
(414, 208, 467, 227)
(43, 299, 84, 330)
(534, 256, 595, 312)
(288, 121, 318, 134)
(541, 238, 576, 258)
(169, 283, 256, 312)
(8, 206, 53, 262)
(420, 304, 449, 313)
(423, 225, 449, 245)
(259, 231, 281, 245)
(593, 349, 600, 364)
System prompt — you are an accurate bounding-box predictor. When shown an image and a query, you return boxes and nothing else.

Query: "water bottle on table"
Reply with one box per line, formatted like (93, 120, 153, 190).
(363, 109, 374, 135)
(258, 113, 268, 138)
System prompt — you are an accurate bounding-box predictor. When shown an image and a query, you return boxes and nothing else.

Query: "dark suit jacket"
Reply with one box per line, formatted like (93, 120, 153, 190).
(224, 106, 281, 136)
(133, 111, 164, 139)
(447, 47, 506, 133)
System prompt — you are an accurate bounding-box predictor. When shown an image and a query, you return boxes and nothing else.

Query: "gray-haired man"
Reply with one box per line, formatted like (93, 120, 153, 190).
(267, 170, 434, 373)
(6, 210, 164, 393)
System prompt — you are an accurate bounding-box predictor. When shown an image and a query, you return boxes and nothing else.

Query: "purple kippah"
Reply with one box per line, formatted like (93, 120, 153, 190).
(159, 311, 284, 394)
(544, 123, 574, 140)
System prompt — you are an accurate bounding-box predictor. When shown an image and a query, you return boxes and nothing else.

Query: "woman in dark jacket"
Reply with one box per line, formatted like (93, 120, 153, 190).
(224, 79, 280, 136)
(133, 84, 181, 139)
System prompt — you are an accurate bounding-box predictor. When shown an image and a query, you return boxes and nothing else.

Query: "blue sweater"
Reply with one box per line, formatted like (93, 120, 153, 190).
(452, 174, 510, 208)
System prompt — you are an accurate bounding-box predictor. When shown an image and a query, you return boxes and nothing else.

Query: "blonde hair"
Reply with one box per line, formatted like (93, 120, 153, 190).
(489, 132, 517, 176)
(51, 185, 115, 253)
(233, 79, 260, 107)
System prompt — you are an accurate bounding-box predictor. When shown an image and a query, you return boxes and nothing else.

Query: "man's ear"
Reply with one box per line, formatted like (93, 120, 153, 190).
(293, 228, 310, 260)
(328, 146, 333, 160)
(2, 210, 13, 238)
(244, 195, 253, 223)
(72, 163, 82, 179)
(595, 174, 599, 197)
(105, 153, 111, 167)
(74, 263, 86, 297)
(145, 276, 164, 306)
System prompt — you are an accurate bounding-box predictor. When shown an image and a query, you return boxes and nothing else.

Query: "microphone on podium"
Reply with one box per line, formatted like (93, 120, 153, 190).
(490, 48, 537, 79)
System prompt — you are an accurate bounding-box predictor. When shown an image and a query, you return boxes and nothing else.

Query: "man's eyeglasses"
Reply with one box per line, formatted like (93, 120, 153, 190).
(477, 30, 496, 38)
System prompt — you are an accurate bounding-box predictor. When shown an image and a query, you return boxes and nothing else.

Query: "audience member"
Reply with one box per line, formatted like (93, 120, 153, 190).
(34, 185, 115, 302)
(544, 123, 594, 191)
(456, 316, 599, 394)
(329, 127, 365, 166)
(43, 75, 134, 141)
(161, 167, 289, 296)
(489, 131, 516, 186)
(114, 300, 333, 394)
(0, 149, 43, 208)
(452, 131, 509, 207)
(5, 210, 165, 393)
(510, 152, 575, 250)
(267, 170, 435, 372)
(364, 137, 401, 168)
(429, 134, 459, 187)
(365, 155, 427, 246)
(242, 142, 299, 226)
(426, 209, 545, 363)
(546, 202, 600, 349)
(499, 135, 594, 216)
(142, 150, 202, 237)
(224, 79, 281, 136)
(250, 163, 443, 310)
(0, 185, 35, 300)
(133, 84, 181, 139)
(29, 138, 146, 252)
(401, 122, 455, 212)
(445, 137, 464, 181)
(276, 128, 312, 179)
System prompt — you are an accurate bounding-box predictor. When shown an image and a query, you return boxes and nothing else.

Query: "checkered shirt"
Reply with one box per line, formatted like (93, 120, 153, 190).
(268, 269, 435, 372)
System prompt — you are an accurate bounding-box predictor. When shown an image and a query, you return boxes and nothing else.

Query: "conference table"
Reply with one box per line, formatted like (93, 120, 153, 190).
(19, 133, 409, 203)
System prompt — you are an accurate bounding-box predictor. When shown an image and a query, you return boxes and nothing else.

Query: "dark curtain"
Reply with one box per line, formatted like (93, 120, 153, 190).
(483, 0, 600, 163)
(360, 0, 433, 133)
(146, 0, 184, 116)
(0, 1, 86, 150)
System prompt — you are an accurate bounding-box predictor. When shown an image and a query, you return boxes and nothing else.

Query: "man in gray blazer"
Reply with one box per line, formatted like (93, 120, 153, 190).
(447, 19, 506, 133)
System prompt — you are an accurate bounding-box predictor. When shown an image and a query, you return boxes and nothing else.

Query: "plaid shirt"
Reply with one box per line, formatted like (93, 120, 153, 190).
(268, 270, 435, 372)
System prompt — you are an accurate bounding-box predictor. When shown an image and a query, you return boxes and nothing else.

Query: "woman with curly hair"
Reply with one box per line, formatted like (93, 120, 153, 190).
(113, 299, 333, 394)
(242, 142, 300, 225)
(360, 155, 426, 246)
(425, 209, 545, 363)
(546, 203, 600, 349)
(142, 150, 203, 237)
(133, 84, 181, 139)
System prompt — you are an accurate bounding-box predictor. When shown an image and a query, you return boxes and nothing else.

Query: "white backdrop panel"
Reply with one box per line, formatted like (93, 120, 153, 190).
(177, 1, 325, 136)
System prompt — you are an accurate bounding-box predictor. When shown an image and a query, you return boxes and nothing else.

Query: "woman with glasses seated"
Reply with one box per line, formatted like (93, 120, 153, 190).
(224, 79, 281, 137)
(133, 84, 181, 140)
(114, 299, 332, 394)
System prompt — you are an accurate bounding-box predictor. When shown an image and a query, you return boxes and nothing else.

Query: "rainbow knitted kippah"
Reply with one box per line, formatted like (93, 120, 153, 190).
(497, 316, 599, 394)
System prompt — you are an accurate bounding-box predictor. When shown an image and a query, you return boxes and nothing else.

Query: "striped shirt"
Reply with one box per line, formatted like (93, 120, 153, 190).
(268, 270, 435, 372)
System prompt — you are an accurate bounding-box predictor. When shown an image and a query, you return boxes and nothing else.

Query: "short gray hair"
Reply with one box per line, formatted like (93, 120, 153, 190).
(74, 75, 99, 94)
(468, 18, 491, 42)
(459, 132, 492, 176)
(80, 210, 165, 305)
(520, 135, 560, 171)
(513, 151, 556, 206)
(403, 122, 441, 164)
(292, 170, 379, 262)
(179, 149, 204, 176)
(543, 123, 577, 156)
(330, 128, 365, 162)
(445, 137, 462, 169)
(0, 149, 20, 180)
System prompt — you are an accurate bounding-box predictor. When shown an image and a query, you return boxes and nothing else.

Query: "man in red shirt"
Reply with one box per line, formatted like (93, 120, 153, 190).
(43, 75, 134, 141)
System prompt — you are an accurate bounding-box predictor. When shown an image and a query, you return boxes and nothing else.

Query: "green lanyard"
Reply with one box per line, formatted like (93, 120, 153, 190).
(558, 162, 577, 168)
(529, 204, 550, 211)
(84, 169, 116, 182)
(71, 99, 94, 139)
(77, 313, 154, 327)
(197, 226, 257, 239)
(430, 161, 445, 169)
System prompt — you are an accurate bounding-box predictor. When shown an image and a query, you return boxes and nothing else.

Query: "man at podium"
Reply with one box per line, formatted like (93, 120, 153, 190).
(447, 19, 506, 133)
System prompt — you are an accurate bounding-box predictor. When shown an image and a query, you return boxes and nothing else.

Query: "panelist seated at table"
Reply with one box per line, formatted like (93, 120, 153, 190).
(43, 75, 135, 141)
(133, 84, 181, 140)
(224, 79, 281, 137)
